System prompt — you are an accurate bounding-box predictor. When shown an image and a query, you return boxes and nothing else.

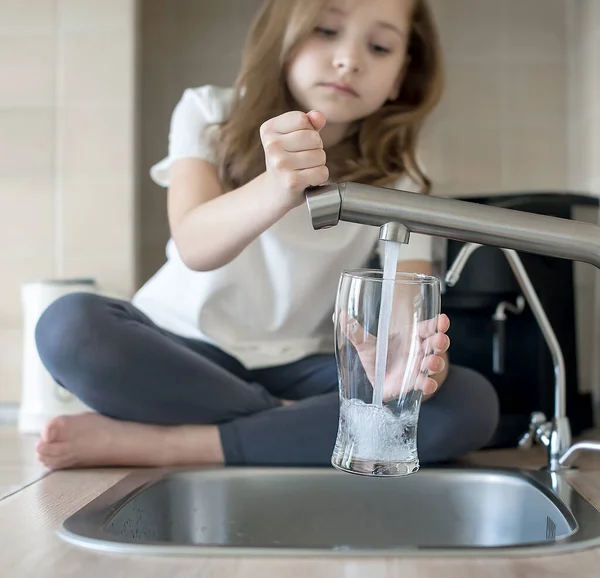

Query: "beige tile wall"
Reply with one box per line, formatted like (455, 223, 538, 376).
(138, 0, 264, 283)
(425, 0, 568, 196)
(568, 0, 600, 194)
(0, 0, 137, 403)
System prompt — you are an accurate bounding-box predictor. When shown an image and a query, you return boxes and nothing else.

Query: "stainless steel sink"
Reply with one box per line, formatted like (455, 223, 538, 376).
(58, 467, 600, 557)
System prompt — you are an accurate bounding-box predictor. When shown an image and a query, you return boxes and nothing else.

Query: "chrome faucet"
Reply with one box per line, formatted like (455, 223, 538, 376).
(445, 242, 570, 472)
(305, 181, 600, 471)
(305, 183, 600, 267)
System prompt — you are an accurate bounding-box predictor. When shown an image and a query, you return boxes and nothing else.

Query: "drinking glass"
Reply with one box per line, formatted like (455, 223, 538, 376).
(331, 269, 441, 476)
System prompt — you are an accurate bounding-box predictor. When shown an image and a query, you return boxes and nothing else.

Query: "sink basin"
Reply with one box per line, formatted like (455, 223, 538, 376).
(58, 467, 600, 557)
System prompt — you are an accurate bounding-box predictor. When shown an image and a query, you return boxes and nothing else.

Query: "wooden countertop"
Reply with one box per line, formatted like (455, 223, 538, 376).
(2, 434, 600, 578)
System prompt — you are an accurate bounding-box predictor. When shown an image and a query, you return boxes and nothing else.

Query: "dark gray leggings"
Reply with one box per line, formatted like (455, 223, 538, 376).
(34, 293, 500, 466)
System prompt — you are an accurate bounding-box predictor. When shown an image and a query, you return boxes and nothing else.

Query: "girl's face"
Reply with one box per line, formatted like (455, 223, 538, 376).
(286, 0, 413, 138)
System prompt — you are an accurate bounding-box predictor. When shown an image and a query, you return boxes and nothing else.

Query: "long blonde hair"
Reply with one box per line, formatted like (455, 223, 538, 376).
(215, 0, 444, 193)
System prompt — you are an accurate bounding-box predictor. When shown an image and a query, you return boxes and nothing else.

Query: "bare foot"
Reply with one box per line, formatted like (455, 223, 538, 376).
(35, 412, 224, 470)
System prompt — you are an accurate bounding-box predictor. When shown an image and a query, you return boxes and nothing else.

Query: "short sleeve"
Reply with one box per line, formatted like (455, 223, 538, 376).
(149, 85, 234, 187)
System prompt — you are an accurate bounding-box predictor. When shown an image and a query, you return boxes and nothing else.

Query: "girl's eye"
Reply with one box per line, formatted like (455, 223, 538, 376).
(315, 27, 337, 37)
(371, 44, 391, 54)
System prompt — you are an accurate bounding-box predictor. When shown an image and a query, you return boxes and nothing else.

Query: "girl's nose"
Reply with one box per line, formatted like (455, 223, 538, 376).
(333, 47, 361, 73)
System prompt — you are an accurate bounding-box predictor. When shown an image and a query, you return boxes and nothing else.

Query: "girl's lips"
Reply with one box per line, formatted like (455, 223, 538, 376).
(319, 82, 359, 97)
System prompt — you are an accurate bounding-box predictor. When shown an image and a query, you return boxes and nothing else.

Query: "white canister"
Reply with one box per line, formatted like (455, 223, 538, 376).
(19, 279, 97, 434)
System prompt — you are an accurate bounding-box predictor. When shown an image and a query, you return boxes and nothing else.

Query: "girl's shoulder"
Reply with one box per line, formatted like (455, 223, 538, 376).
(149, 86, 235, 187)
(176, 85, 235, 124)
(389, 173, 420, 194)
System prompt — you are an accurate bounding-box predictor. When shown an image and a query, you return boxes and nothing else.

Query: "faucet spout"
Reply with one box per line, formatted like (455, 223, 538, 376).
(305, 182, 600, 268)
(306, 181, 600, 472)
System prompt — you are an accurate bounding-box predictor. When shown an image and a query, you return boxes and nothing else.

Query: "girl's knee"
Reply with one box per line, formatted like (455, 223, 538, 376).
(446, 365, 500, 449)
(418, 366, 500, 462)
(35, 292, 105, 371)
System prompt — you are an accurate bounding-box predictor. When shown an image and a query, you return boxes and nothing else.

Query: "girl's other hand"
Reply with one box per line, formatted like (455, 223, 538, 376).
(339, 312, 451, 402)
(260, 110, 329, 210)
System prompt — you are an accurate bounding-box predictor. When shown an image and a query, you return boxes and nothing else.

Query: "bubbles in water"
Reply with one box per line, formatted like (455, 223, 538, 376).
(337, 398, 418, 462)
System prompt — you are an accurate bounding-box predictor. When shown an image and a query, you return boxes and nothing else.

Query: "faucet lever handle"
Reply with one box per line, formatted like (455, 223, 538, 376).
(518, 430, 535, 449)
(518, 412, 549, 449)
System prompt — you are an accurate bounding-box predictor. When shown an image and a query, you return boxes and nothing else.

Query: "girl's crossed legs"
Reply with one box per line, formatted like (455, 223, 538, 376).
(34, 293, 499, 469)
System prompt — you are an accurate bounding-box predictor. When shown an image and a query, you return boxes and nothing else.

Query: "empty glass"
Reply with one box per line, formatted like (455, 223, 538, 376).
(331, 269, 441, 477)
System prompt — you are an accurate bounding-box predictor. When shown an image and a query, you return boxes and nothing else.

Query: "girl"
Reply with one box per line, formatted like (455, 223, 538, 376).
(34, 0, 499, 469)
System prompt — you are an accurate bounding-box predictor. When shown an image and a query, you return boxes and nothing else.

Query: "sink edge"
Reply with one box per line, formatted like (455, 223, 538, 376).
(57, 466, 600, 559)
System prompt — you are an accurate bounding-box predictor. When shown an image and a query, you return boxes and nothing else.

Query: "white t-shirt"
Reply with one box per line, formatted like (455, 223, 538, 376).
(132, 85, 433, 368)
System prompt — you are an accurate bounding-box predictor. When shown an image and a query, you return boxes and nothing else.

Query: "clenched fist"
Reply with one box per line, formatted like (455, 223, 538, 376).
(260, 110, 329, 210)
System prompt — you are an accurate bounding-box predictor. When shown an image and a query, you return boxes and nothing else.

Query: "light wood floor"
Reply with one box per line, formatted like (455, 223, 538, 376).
(0, 425, 47, 499)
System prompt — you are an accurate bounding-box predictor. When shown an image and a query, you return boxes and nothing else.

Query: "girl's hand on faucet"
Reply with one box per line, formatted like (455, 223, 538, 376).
(260, 110, 329, 210)
(338, 312, 450, 402)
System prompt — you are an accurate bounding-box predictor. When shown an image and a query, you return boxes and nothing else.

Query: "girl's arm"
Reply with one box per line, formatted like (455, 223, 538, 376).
(168, 160, 288, 271)
(168, 110, 328, 272)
